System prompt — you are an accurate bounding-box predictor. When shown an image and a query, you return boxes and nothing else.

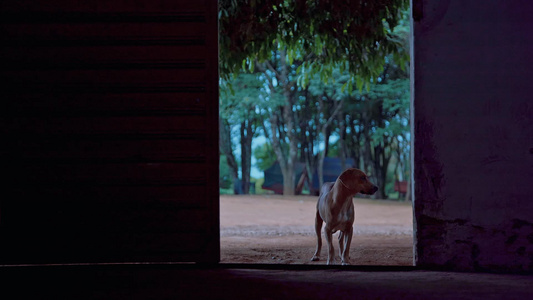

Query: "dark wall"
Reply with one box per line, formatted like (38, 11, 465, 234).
(413, 0, 533, 272)
(0, 0, 219, 264)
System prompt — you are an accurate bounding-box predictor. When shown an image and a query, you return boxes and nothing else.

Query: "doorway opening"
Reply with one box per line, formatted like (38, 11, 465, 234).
(218, 1, 413, 266)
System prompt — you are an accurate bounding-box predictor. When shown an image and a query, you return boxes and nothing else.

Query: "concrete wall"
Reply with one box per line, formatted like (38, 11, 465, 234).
(413, 0, 533, 272)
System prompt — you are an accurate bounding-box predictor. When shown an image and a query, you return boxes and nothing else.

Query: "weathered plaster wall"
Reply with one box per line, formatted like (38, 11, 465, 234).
(413, 0, 533, 272)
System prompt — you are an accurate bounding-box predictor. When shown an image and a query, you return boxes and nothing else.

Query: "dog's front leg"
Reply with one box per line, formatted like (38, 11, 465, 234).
(338, 231, 344, 258)
(340, 226, 353, 265)
(324, 228, 335, 265)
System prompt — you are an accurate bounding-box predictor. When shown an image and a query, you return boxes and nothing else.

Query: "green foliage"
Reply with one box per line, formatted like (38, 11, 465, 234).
(253, 177, 274, 194)
(219, 154, 234, 189)
(364, 78, 410, 141)
(327, 142, 340, 158)
(253, 142, 277, 172)
(219, 2, 411, 197)
(219, 0, 409, 89)
(219, 187, 235, 195)
(306, 68, 350, 99)
(219, 73, 264, 120)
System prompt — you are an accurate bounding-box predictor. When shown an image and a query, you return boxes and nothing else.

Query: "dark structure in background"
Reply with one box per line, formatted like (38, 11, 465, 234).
(0, 0, 532, 289)
(262, 158, 355, 195)
(0, 1, 219, 264)
(262, 161, 306, 195)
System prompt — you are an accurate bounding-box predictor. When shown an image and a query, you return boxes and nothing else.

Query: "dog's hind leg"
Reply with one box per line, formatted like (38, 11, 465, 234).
(311, 211, 323, 261)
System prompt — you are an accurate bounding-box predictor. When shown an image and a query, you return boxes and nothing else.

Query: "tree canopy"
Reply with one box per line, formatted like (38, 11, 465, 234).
(219, 0, 409, 90)
(218, 0, 411, 197)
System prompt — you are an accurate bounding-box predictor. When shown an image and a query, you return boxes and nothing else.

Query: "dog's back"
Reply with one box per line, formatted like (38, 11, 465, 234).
(319, 182, 335, 199)
(316, 182, 335, 211)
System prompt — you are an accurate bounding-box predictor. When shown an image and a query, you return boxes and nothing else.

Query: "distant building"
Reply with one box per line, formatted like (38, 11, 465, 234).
(261, 162, 306, 195)
(262, 157, 355, 195)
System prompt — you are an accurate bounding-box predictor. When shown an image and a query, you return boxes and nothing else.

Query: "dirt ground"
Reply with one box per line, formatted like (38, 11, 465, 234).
(220, 194, 414, 266)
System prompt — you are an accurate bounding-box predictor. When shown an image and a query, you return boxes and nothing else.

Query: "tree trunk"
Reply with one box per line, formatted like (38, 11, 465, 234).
(362, 126, 373, 174)
(295, 168, 307, 194)
(348, 118, 362, 170)
(371, 143, 383, 199)
(282, 101, 298, 196)
(371, 141, 391, 200)
(338, 114, 347, 170)
(393, 153, 401, 200)
(257, 49, 298, 195)
(282, 164, 295, 196)
(405, 180, 411, 201)
(317, 127, 330, 189)
(302, 118, 318, 195)
(240, 120, 253, 194)
(317, 97, 343, 188)
(269, 107, 297, 196)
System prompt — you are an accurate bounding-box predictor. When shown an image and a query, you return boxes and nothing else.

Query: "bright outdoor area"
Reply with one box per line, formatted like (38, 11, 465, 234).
(218, 0, 412, 265)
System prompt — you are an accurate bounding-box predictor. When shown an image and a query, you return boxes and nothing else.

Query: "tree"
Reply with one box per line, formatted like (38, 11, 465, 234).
(219, 1, 410, 195)
(255, 50, 300, 195)
(306, 70, 347, 187)
(339, 62, 410, 199)
(220, 73, 265, 194)
(219, 0, 409, 89)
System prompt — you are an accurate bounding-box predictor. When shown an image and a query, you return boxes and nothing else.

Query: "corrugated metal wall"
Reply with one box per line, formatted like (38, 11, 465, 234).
(0, 0, 219, 264)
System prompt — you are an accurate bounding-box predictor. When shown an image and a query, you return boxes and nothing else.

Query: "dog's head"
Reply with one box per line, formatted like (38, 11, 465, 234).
(338, 168, 378, 195)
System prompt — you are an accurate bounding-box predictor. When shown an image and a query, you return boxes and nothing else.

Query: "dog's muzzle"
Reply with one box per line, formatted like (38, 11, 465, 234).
(361, 185, 378, 195)
(371, 185, 378, 194)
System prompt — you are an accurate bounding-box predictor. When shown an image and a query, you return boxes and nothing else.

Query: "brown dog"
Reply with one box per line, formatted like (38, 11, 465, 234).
(311, 168, 378, 265)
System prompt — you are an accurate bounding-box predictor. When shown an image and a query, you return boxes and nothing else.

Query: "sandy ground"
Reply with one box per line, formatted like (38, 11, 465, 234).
(220, 194, 414, 266)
